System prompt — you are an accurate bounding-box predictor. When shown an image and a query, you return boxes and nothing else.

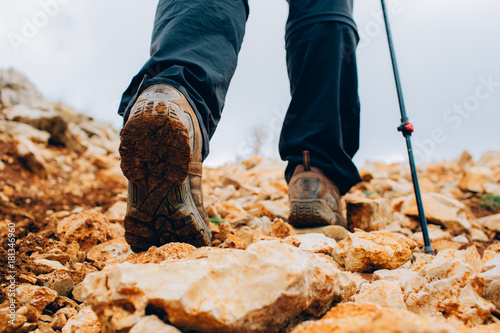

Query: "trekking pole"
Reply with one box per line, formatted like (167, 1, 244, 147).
(380, 0, 434, 254)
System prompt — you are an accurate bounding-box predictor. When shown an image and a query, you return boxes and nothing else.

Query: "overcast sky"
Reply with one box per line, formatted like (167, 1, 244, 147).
(1, 0, 499, 168)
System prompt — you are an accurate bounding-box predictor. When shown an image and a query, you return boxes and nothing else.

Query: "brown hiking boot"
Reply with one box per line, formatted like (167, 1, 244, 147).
(119, 84, 211, 252)
(288, 151, 347, 228)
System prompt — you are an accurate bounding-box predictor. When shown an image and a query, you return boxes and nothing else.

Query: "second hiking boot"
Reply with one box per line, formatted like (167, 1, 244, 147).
(119, 84, 211, 252)
(288, 151, 347, 228)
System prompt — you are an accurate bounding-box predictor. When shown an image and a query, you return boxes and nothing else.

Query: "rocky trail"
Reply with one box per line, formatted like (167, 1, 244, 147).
(0, 68, 499, 333)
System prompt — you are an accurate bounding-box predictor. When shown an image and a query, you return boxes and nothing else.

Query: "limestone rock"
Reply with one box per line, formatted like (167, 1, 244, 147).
(476, 214, 500, 232)
(405, 246, 494, 325)
(0, 68, 52, 110)
(345, 197, 391, 231)
(459, 167, 496, 193)
(410, 228, 452, 247)
(479, 254, 500, 310)
(482, 254, 500, 272)
(57, 210, 114, 251)
(81, 240, 358, 333)
(269, 218, 296, 239)
(482, 251, 497, 266)
(285, 233, 337, 254)
(453, 150, 474, 169)
(453, 235, 469, 244)
(51, 308, 78, 330)
(34, 259, 69, 272)
(15, 136, 48, 178)
(471, 227, 490, 242)
(5, 104, 68, 144)
(401, 193, 472, 234)
(294, 225, 349, 242)
(129, 316, 182, 333)
(0, 307, 27, 333)
(0, 120, 50, 144)
(215, 200, 248, 223)
(477, 150, 500, 168)
(104, 201, 127, 222)
(373, 268, 418, 292)
(16, 284, 58, 315)
(332, 231, 417, 273)
(351, 280, 407, 310)
(37, 271, 74, 297)
(61, 306, 100, 333)
(63, 122, 90, 154)
(125, 242, 196, 263)
(256, 199, 289, 220)
(291, 302, 476, 333)
(87, 238, 131, 263)
(479, 266, 500, 310)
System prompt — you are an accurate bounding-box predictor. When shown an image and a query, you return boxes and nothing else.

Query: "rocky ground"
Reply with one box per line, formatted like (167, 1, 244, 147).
(0, 68, 499, 333)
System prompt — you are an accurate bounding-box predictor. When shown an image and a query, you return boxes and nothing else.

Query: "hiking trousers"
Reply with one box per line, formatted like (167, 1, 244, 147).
(118, 0, 362, 195)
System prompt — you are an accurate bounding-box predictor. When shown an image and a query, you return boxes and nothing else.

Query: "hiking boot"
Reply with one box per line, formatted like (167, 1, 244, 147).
(288, 151, 347, 228)
(119, 84, 211, 252)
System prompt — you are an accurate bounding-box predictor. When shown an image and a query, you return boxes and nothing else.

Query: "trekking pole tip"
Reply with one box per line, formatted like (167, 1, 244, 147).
(424, 245, 434, 255)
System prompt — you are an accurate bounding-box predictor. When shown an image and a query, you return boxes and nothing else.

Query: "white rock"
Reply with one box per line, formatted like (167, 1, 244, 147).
(410, 228, 452, 247)
(81, 240, 358, 333)
(401, 193, 471, 234)
(351, 280, 407, 310)
(0, 120, 50, 144)
(475, 213, 500, 232)
(0, 68, 52, 110)
(405, 246, 494, 325)
(293, 225, 349, 242)
(285, 233, 337, 254)
(105, 201, 127, 222)
(470, 227, 490, 242)
(332, 231, 417, 273)
(373, 268, 418, 292)
(16, 284, 58, 314)
(34, 259, 69, 271)
(130, 316, 182, 333)
(61, 306, 100, 333)
(452, 235, 469, 243)
(291, 302, 479, 333)
(5, 104, 67, 144)
(482, 254, 500, 272)
(459, 166, 495, 193)
(479, 266, 500, 310)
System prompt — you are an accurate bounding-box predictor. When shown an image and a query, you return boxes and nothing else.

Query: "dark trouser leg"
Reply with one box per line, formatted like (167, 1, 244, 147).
(280, 0, 362, 195)
(117, 0, 248, 159)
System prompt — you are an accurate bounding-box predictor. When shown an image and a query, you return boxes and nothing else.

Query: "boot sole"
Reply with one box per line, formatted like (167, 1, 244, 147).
(289, 199, 347, 228)
(119, 103, 210, 252)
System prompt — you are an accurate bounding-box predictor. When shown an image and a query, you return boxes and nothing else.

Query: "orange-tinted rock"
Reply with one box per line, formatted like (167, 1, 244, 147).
(291, 302, 476, 333)
(269, 218, 296, 239)
(57, 210, 114, 251)
(61, 307, 100, 333)
(351, 280, 406, 310)
(81, 241, 358, 333)
(126, 242, 196, 264)
(332, 231, 417, 273)
(87, 238, 131, 263)
(405, 246, 494, 325)
(346, 197, 391, 232)
(16, 284, 58, 315)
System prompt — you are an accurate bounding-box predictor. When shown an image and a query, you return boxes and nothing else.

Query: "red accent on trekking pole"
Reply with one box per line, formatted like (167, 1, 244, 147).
(397, 121, 414, 136)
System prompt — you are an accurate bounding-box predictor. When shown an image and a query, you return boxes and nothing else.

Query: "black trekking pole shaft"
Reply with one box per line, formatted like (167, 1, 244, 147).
(380, 0, 434, 254)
